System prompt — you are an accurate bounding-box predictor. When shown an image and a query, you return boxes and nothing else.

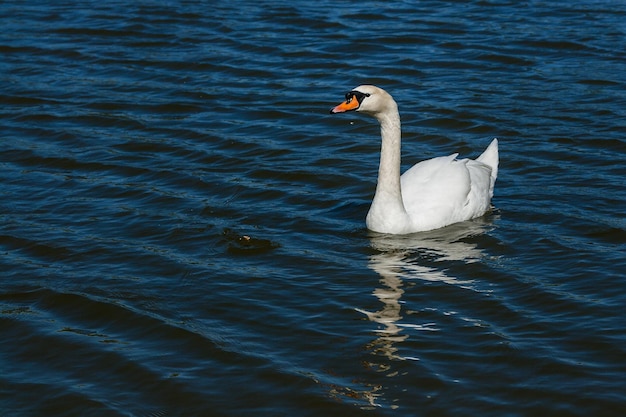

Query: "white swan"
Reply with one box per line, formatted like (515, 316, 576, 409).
(330, 85, 499, 234)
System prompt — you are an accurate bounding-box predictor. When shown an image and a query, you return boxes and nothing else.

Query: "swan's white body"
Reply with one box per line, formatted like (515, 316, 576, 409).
(331, 85, 498, 234)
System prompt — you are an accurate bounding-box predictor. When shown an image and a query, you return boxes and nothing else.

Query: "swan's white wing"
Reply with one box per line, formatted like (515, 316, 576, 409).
(399, 147, 496, 232)
(476, 138, 499, 197)
(400, 154, 473, 231)
(463, 158, 494, 216)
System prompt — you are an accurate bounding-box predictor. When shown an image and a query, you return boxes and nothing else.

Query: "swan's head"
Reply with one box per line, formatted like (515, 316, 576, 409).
(330, 85, 397, 118)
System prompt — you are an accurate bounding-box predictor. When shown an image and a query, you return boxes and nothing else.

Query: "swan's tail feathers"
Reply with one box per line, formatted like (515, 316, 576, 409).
(476, 138, 499, 195)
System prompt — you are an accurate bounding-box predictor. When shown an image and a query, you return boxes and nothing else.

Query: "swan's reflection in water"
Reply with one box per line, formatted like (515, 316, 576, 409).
(357, 218, 494, 407)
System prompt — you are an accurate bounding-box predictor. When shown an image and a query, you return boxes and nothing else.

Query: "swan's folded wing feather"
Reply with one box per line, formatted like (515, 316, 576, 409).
(465, 159, 495, 209)
(400, 155, 472, 229)
(476, 138, 499, 193)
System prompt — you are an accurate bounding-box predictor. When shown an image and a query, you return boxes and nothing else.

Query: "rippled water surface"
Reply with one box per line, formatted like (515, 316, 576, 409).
(2, 1, 625, 416)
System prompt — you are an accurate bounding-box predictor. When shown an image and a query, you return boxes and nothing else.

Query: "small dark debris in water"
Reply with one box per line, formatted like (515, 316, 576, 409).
(222, 228, 279, 255)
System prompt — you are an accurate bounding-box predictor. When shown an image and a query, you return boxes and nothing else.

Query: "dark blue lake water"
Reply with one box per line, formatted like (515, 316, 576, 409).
(2, 1, 625, 416)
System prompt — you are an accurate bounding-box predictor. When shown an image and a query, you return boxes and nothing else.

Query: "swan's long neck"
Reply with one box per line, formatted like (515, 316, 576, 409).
(376, 110, 403, 203)
(367, 106, 410, 233)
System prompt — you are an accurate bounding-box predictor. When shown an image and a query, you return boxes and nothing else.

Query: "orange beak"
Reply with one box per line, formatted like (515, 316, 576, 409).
(330, 95, 361, 114)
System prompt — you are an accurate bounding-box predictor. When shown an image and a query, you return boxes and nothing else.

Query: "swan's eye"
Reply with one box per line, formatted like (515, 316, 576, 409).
(347, 91, 370, 104)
